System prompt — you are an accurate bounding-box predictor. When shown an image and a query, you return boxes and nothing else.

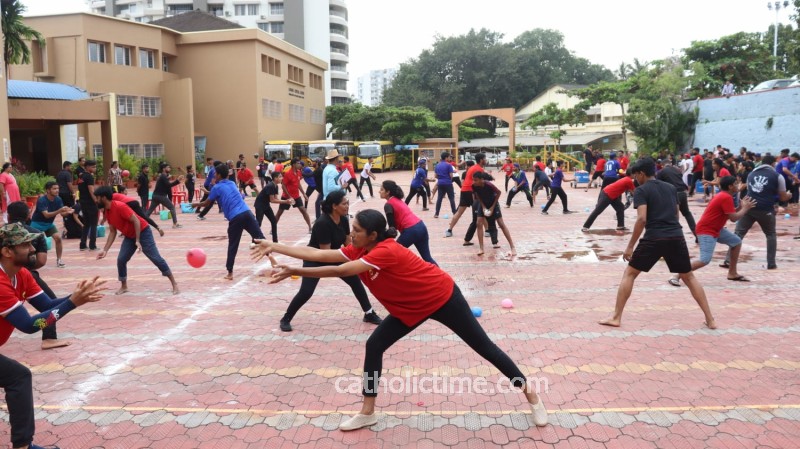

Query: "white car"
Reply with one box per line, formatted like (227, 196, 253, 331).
(751, 79, 794, 92)
(485, 153, 499, 166)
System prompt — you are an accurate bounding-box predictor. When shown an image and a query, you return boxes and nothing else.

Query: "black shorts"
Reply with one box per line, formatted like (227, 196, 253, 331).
(629, 238, 692, 273)
(591, 171, 604, 180)
(458, 191, 474, 208)
(279, 197, 303, 210)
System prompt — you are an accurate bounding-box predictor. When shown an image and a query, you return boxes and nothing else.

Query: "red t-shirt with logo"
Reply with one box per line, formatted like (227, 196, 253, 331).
(0, 268, 44, 346)
(603, 177, 636, 200)
(695, 191, 736, 238)
(106, 200, 148, 238)
(462, 164, 484, 192)
(340, 239, 454, 326)
(502, 163, 514, 178)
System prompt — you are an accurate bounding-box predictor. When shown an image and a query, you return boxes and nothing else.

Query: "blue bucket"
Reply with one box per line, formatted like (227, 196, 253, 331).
(180, 203, 195, 213)
(45, 236, 53, 250)
(695, 180, 704, 192)
(97, 225, 106, 237)
(160, 210, 171, 220)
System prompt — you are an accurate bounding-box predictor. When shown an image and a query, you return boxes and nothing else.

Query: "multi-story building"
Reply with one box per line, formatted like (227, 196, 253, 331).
(89, 0, 350, 105)
(355, 68, 396, 106)
(8, 12, 327, 171)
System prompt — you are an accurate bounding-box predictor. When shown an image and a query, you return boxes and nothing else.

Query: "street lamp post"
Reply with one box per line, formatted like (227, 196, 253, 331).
(767, 0, 790, 71)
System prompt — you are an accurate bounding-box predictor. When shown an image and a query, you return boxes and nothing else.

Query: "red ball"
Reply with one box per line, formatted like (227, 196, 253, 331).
(121, 169, 130, 178)
(186, 248, 206, 268)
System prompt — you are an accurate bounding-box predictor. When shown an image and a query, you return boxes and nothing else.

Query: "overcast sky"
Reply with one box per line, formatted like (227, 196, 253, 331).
(22, 0, 794, 95)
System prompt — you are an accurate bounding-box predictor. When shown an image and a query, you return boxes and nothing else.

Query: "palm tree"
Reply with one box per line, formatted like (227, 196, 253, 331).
(1, 0, 44, 78)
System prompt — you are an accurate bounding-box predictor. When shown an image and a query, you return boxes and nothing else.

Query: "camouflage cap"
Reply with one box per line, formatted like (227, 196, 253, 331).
(0, 223, 39, 247)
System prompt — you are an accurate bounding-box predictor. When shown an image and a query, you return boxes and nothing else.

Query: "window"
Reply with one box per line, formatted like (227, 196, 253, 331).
(288, 64, 303, 84)
(269, 2, 283, 14)
(88, 41, 106, 63)
(162, 55, 169, 72)
(257, 23, 269, 32)
(247, 4, 259, 15)
(310, 108, 324, 125)
(167, 4, 191, 15)
(119, 144, 140, 157)
(262, 99, 281, 119)
(270, 22, 284, 33)
(261, 55, 280, 76)
(288, 104, 304, 123)
(234, 4, 246, 15)
(143, 144, 164, 158)
(92, 144, 103, 158)
(310, 73, 323, 90)
(208, 5, 223, 16)
(114, 45, 132, 66)
(117, 95, 137, 116)
(331, 79, 347, 90)
(141, 97, 161, 117)
(330, 63, 346, 72)
(139, 49, 155, 69)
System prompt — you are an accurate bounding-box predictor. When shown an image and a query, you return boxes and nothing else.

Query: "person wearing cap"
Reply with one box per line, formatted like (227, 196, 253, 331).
(405, 158, 431, 211)
(95, 186, 179, 295)
(501, 158, 515, 192)
(145, 163, 183, 229)
(322, 149, 344, 199)
(77, 159, 99, 251)
(505, 163, 533, 208)
(0, 223, 106, 449)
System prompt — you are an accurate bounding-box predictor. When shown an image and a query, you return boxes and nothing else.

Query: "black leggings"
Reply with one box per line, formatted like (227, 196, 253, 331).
(542, 186, 568, 213)
(359, 177, 374, 197)
(282, 261, 373, 323)
(255, 203, 278, 242)
(362, 285, 525, 396)
(405, 186, 428, 208)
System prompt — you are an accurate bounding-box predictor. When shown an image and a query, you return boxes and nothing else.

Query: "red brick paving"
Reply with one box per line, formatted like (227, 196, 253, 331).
(1, 170, 799, 448)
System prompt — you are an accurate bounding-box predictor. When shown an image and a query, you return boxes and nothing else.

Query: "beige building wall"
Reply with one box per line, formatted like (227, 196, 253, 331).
(11, 13, 327, 171)
(0, 34, 10, 163)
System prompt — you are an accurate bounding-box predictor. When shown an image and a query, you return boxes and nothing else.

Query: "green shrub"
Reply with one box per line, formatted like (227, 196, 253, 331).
(17, 172, 56, 197)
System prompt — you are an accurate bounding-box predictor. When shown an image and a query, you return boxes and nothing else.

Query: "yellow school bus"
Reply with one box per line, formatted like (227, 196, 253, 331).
(355, 141, 395, 172)
(263, 141, 309, 167)
(307, 140, 355, 164)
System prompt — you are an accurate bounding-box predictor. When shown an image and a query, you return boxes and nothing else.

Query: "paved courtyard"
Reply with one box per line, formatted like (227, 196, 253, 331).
(2, 170, 799, 448)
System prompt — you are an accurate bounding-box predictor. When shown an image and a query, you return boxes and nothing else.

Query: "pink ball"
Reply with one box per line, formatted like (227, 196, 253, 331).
(501, 298, 514, 309)
(186, 248, 207, 268)
(121, 169, 130, 178)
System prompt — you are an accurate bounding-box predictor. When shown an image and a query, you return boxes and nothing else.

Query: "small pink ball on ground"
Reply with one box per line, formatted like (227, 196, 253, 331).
(501, 298, 514, 309)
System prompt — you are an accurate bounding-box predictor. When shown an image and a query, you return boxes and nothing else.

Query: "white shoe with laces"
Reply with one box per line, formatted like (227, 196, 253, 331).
(530, 399, 548, 427)
(339, 413, 378, 431)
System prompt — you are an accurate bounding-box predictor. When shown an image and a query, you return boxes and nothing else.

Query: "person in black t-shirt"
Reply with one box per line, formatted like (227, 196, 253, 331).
(277, 189, 382, 332)
(656, 164, 697, 237)
(254, 171, 287, 243)
(136, 164, 151, 210)
(583, 145, 594, 172)
(145, 163, 182, 228)
(599, 158, 716, 329)
(77, 160, 98, 250)
(56, 161, 76, 207)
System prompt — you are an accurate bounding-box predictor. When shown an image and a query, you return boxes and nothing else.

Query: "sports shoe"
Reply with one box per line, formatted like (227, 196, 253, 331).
(422, 208, 430, 211)
(363, 311, 382, 325)
(767, 264, 778, 270)
(530, 399, 548, 426)
(197, 215, 206, 221)
(79, 246, 88, 251)
(279, 320, 292, 332)
(484, 231, 490, 237)
(339, 413, 378, 431)
(173, 223, 183, 229)
(581, 227, 589, 232)
(56, 259, 66, 268)
(444, 229, 453, 238)
(563, 210, 576, 214)
(668, 278, 681, 287)
(541, 211, 548, 215)
(433, 215, 439, 218)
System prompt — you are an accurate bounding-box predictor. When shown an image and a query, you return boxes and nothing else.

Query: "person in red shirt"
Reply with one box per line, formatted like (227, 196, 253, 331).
(252, 209, 549, 431)
(591, 152, 606, 188)
(582, 174, 637, 232)
(95, 186, 179, 295)
(500, 158, 515, 192)
(236, 161, 259, 196)
(689, 148, 704, 196)
(446, 153, 486, 237)
(619, 151, 630, 171)
(0, 222, 105, 449)
(702, 158, 731, 198)
(669, 176, 756, 286)
(342, 156, 365, 201)
(106, 192, 164, 237)
(275, 158, 312, 233)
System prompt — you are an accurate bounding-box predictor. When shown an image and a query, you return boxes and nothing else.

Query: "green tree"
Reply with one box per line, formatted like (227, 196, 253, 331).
(681, 32, 774, 97)
(521, 102, 586, 148)
(569, 79, 638, 150)
(1, 0, 44, 78)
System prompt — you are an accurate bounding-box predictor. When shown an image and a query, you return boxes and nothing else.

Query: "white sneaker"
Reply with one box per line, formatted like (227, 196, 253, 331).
(339, 413, 378, 431)
(530, 399, 548, 427)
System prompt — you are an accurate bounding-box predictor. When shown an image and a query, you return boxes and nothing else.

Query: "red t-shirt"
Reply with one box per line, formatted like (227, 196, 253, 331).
(462, 164, 484, 192)
(501, 163, 514, 177)
(111, 193, 133, 203)
(340, 239, 454, 327)
(282, 168, 301, 198)
(603, 176, 635, 200)
(695, 191, 736, 237)
(719, 168, 731, 177)
(106, 200, 148, 238)
(0, 268, 44, 346)
(274, 163, 284, 173)
(595, 158, 606, 172)
(619, 156, 630, 170)
(343, 162, 356, 179)
(692, 155, 704, 173)
(238, 168, 254, 184)
(386, 197, 420, 232)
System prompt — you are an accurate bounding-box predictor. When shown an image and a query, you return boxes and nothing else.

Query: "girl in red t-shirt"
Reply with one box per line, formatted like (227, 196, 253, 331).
(251, 209, 548, 431)
(380, 180, 437, 265)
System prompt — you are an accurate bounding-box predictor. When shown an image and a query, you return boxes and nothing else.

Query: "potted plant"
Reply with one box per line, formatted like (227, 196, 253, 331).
(17, 172, 55, 203)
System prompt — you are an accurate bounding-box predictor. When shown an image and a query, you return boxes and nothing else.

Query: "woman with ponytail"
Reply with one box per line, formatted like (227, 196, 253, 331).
(251, 209, 548, 431)
(380, 180, 436, 265)
(277, 189, 382, 332)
